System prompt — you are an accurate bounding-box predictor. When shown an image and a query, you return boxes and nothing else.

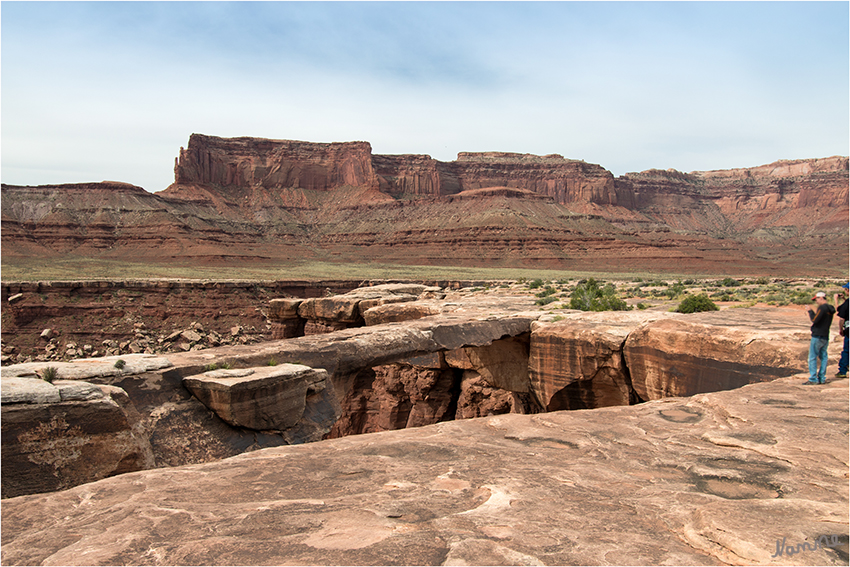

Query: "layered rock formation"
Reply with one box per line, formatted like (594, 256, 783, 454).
(183, 364, 331, 431)
(3, 134, 846, 275)
(2, 283, 827, 500)
(2, 375, 847, 566)
(1, 367, 158, 498)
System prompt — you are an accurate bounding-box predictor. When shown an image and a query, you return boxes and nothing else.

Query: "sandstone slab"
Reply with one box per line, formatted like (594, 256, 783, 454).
(183, 364, 330, 431)
(2, 375, 845, 565)
(0, 353, 173, 381)
(625, 307, 810, 401)
(362, 301, 442, 325)
(1, 378, 153, 499)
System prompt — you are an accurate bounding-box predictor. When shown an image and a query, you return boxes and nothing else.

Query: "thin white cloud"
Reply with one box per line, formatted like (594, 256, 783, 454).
(2, 2, 847, 192)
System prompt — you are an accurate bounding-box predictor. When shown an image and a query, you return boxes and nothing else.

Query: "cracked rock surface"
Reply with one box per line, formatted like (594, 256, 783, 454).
(2, 374, 846, 566)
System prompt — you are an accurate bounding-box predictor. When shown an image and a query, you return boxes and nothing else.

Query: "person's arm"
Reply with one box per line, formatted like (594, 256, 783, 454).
(807, 304, 818, 322)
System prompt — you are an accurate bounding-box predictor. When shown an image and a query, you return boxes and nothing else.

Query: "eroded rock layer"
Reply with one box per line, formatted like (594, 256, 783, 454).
(3, 134, 846, 275)
(2, 283, 825, 500)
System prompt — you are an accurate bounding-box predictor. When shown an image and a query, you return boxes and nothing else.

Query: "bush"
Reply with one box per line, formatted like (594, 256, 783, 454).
(535, 286, 557, 298)
(676, 293, 719, 314)
(528, 279, 544, 290)
(114, 359, 126, 370)
(710, 291, 734, 302)
(535, 296, 558, 306)
(569, 278, 631, 312)
(665, 282, 686, 300)
(720, 277, 741, 287)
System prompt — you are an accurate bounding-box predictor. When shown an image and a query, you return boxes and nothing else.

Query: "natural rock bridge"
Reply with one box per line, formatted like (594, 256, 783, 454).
(1, 284, 819, 501)
(1, 283, 848, 565)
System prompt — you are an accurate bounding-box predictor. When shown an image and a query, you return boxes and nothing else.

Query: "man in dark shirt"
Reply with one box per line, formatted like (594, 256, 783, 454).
(805, 291, 836, 384)
(835, 283, 849, 379)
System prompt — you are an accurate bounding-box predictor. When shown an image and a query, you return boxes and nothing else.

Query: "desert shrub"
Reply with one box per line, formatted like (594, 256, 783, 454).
(636, 302, 649, 310)
(40, 366, 58, 383)
(675, 293, 719, 314)
(720, 277, 741, 287)
(528, 279, 544, 290)
(569, 278, 631, 312)
(535, 296, 558, 306)
(711, 291, 735, 302)
(665, 282, 686, 299)
(791, 290, 815, 305)
(114, 359, 126, 369)
(535, 286, 557, 298)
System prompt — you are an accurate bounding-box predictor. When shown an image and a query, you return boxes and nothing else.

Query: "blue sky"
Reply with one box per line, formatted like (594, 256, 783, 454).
(2, 1, 848, 193)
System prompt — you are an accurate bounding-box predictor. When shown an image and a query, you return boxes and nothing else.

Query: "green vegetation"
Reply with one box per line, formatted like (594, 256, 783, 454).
(114, 359, 126, 370)
(675, 293, 719, 314)
(665, 281, 686, 300)
(9, 256, 829, 284)
(569, 278, 631, 312)
(535, 286, 557, 298)
(40, 366, 59, 383)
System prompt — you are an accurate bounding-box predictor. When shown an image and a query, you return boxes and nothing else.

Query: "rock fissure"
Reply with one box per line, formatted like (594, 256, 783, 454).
(0, 284, 839, 512)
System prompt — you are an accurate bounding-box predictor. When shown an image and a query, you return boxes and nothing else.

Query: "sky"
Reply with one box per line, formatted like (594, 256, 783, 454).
(2, 1, 848, 193)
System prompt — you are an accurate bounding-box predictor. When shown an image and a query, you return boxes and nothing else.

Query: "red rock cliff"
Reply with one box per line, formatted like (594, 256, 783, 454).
(169, 135, 619, 206)
(173, 134, 379, 192)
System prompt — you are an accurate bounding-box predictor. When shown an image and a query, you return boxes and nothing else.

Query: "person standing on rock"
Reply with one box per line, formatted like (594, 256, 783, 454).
(834, 283, 849, 379)
(805, 291, 836, 384)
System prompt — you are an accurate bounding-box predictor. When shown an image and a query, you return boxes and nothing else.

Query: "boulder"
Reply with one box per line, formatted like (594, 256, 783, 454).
(454, 370, 530, 419)
(268, 298, 305, 339)
(297, 288, 425, 334)
(0, 377, 153, 499)
(183, 364, 331, 431)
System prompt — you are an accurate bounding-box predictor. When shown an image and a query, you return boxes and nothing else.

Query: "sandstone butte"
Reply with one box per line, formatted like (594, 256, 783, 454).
(1, 284, 848, 566)
(1, 133, 848, 275)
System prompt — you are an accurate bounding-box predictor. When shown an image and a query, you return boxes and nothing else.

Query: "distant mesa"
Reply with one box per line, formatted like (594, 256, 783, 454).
(1, 133, 847, 276)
